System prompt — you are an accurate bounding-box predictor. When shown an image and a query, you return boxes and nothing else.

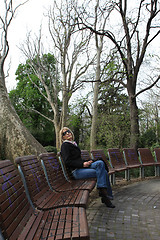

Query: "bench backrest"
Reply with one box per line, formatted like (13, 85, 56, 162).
(123, 148, 141, 165)
(0, 160, 33, 240)
(108, 148, 126, 168)
(39, 152, 72, 190)
(138, 148, 155, 164)
(90, 149, 108, 162)
(154, 148, 160, 163)
(15, 155, 48, 203)
(81, 150, 91, 161)
(57, 152, 73, 181)
(90, 149, 111, 170)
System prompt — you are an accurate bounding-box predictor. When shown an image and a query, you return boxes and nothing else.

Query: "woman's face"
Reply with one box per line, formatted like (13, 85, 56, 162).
(62, 129, 73, 141)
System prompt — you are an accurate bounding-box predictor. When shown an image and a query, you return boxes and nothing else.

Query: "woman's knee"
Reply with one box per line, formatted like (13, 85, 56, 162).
(95, 160, 105, 168)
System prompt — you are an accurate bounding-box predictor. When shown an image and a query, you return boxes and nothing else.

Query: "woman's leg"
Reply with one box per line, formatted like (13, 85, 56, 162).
(105, 170, 113, 198)
(72, 168, 97, 179)
(72, 161, 115, 208)
(89, 160, 107, 188)
(73, 160, 112, 193)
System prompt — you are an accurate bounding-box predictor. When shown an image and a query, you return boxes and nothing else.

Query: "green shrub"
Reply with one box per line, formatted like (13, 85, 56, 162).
(44, 145, 57, 154)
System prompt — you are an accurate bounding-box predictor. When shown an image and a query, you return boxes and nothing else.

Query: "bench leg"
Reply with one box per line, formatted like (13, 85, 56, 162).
(155, 166, 159, 177)
(110, 173, 116, 185)
(125, 169, 128, 181)
(127, 169, 130, 181)
(140, 166, 144, 178)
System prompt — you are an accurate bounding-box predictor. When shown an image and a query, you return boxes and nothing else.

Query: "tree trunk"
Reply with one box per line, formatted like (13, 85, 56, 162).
(129, 95, 139, 150)
(0, 76, 46, 161)
(54, 119, 61, 150)
(90, 33, 102, 149)
(90, 82, 99, 150)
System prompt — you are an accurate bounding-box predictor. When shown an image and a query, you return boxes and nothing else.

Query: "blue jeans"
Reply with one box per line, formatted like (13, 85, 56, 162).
(72, 160, 113, 198)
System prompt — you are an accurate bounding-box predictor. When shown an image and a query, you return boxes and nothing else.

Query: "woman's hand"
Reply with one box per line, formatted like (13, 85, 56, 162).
(83, 160, 93, 167)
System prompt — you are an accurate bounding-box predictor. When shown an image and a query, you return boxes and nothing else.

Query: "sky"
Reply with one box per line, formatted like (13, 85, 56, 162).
(5, 0, 53, 92)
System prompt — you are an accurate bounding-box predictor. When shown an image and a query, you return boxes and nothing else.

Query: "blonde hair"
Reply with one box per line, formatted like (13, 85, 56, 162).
(59, 127, 74, 145)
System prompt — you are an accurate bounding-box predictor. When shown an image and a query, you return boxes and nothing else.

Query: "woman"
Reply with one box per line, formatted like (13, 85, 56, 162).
(60, 127, 115, 208)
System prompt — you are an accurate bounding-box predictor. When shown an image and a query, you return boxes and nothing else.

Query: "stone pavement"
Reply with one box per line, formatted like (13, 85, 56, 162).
(86, 177, 160, 240)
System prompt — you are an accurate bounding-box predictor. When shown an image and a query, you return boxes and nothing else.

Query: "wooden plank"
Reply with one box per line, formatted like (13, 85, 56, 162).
(71, 207, 80, 239)
(63, 207, 72, 240)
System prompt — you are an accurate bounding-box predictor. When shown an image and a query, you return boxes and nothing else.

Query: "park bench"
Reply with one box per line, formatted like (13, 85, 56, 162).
(0, 159, 90, 240)
(90, 149, 115, 184)
(123, 148, 143, 179)
(138, 148, 160, 177)
(15, 155, 90, 210)
(39, 152, 96, 192)
(107, 148, 128, 181)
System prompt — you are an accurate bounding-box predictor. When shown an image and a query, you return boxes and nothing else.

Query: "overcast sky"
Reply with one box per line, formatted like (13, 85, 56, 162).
(5, 0, 53, 91)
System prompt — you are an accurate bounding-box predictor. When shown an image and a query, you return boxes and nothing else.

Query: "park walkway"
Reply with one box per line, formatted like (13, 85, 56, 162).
(87, 177, 160, 240)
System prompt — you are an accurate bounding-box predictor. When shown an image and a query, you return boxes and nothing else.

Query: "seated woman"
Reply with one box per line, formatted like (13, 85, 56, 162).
(60, 127, 115, 208)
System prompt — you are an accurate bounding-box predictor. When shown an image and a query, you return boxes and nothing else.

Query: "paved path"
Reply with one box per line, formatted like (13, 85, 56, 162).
(87, 178, 160, 240)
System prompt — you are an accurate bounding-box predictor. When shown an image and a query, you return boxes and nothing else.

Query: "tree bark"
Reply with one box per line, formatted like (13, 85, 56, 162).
(90, 53, 100, 149)
(0, 73, 46, 161)
(129, 96, 139, 149)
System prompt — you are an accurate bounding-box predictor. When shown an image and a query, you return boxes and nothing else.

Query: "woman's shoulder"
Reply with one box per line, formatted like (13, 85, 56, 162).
(61, 141, 72, 148)
(62, 141, 71, 146)
(61, 141, 79, 149)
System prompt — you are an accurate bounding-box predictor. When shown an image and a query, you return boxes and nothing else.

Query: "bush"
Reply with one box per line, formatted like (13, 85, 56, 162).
(44, 145, 57, 154)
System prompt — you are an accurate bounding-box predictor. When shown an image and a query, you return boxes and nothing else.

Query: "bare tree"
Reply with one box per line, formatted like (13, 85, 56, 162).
(0, 0, 46, 161)
(19, 0, 95, 149)
(90, 0, 110, 149)
(77, 0, 160, 149)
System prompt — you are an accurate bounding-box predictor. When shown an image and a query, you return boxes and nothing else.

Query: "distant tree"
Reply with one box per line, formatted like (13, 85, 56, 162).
(139, 128, 157, 148)
(97, 81, 130, 148)
(68, 96, 92, 148)
(90, 0, 109, 150)
(139, 91, 160, 147)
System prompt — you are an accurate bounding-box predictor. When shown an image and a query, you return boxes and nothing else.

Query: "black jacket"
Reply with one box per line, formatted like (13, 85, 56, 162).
(61, 141, 84, 171)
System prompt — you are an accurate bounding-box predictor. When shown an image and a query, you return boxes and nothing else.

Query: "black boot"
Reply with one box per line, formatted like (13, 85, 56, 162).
(98, 188, 115, 208)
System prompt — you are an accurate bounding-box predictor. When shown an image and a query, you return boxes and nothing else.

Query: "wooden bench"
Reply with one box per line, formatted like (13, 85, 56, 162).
(90, 149, 116, 184)
(39, 152, 96, 192)
(138, 148, 159, 177)
(15, 155, 90, 210)
(107, 148, 128, 181)
(0, 160, 90, 240)
(123, 148, 143, 179)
